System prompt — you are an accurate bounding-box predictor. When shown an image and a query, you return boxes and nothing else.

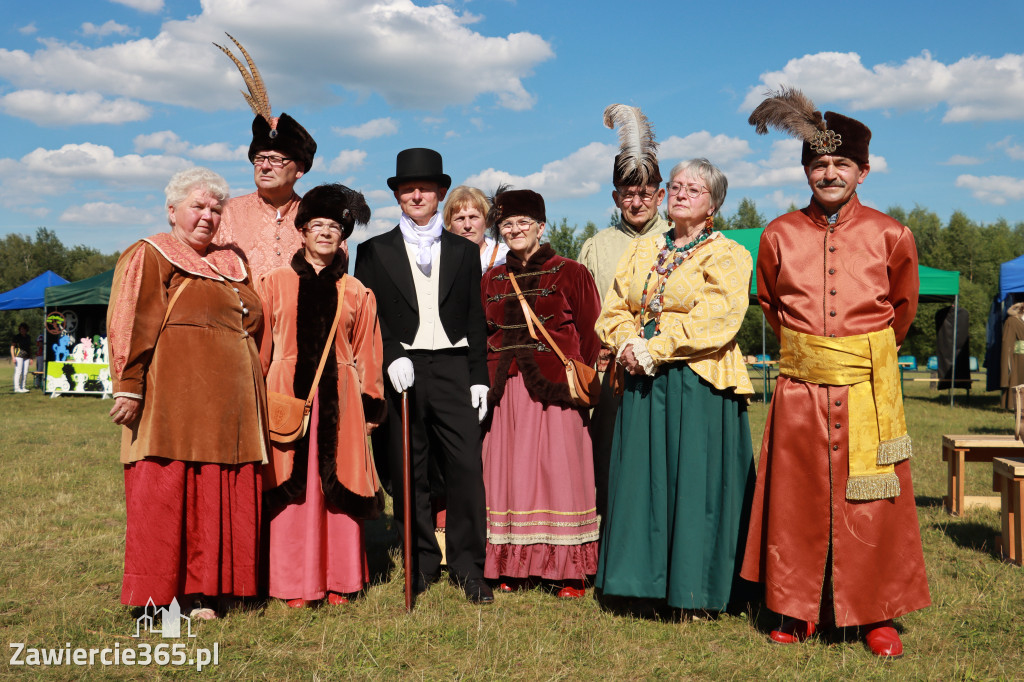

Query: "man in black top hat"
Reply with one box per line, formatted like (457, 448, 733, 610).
(354, 148, 493, 604)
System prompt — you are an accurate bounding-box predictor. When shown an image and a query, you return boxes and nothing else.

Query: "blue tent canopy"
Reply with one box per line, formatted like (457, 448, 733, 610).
(998, 253, 1024, 302)
(0, 270, 70, 310)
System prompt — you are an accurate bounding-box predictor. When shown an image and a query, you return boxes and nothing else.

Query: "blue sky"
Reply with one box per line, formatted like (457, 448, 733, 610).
(1, 0, 1023, 255)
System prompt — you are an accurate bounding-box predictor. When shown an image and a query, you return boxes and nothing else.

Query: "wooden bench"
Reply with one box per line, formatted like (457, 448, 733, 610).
(992, 457, 1024, 566)
(941, 435, 1024, 515)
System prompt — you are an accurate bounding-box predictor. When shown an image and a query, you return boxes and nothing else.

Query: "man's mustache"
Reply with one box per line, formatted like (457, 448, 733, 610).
(816, 178, 847, 189)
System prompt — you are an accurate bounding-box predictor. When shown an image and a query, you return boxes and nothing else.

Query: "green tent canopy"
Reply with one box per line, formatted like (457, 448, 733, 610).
(725, 227, 959, 301)
(44, 269, 114, 307)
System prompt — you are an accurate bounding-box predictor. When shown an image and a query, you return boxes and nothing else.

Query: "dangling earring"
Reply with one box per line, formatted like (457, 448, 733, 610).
(705, 215, 715, 230)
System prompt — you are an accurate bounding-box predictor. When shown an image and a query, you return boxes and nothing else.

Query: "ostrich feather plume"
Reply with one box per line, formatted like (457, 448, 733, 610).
(213, 33, 273, 125)
(603, 104, 658, 188)
(747, 86, 825, 141)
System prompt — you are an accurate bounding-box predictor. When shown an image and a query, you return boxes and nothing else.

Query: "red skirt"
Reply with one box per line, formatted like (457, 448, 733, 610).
(121, 457, 261, 606)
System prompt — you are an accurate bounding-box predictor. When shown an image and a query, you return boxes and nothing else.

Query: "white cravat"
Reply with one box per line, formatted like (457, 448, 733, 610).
(399, 212, 444, 275)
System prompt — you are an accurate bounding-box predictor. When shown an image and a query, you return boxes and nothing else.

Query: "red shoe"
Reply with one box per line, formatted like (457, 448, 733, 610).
(769, 618, 816, 644)
(556, 583, 586, 599)
(498, 583, 514, 593)
(863, 621, 903, 658)
(327, 593, 350, 606)
(285, 598, 307, 609)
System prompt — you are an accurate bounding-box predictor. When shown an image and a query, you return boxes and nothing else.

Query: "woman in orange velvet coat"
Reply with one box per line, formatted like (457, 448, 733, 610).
(257, 183, 385, 607)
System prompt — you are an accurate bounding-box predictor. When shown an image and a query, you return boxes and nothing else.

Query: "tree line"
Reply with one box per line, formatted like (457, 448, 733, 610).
(542, 200, 1024, 367)
(1, 228, 119, 350)
(6, 201, 1023, 370)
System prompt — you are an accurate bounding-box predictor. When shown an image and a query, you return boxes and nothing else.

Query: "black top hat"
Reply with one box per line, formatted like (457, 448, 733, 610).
(387, 148, 452, 191)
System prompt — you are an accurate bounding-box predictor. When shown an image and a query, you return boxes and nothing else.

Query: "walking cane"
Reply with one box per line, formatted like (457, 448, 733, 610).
(401, 390, 413, 612)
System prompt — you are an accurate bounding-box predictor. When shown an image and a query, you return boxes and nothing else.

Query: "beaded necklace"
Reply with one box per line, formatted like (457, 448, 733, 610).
(638, 226, 714, 336)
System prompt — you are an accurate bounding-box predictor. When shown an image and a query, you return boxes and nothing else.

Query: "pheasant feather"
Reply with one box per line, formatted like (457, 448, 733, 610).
(603, 104, 658, 188)
(747, 86, 825, 141)
(213, 33, 273, 125)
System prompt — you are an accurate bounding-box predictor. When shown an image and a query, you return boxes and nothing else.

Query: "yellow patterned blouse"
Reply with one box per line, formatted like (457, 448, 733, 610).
(596, 230, 754, 395)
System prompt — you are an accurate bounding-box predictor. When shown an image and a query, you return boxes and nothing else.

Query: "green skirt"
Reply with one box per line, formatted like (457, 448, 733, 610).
(596, 362, 755, 610)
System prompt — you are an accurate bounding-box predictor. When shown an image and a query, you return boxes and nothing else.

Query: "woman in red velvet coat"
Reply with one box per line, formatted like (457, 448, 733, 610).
(480, 188, 602, 598)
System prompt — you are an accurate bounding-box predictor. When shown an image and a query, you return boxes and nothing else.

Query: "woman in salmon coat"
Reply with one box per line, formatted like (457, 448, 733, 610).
(257, 183, 385, 607)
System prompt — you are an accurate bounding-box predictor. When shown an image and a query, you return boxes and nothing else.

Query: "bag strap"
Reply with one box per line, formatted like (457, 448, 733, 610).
(303, 274, 346, 407)
(487, 243, 499, 270)
(161, 278, 192, 331)
(508, 272, 570, 368)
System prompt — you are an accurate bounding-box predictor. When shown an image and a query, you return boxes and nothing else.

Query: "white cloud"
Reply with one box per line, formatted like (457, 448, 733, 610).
(333, 117, 398, 140)
(0, 90, 150, 125)
(995, 137, 1024, 161)
(18, 23, 37, 35)
(373, 206, 402, 221)
(60, 201, 142, 224)
(955, 174, 1024, 204)
(21, 143, 190, 183)
(742, 50, 1024, 122)
(110, 0, 164, 12)
(363, 189, 393, 204)
(133, 130, 246, 161)
(0, 0, 553, 113)
(660, 131, 753, 165)
(942, 155, 983, 165)
(82, 20, 136, 37)
(762, 189, 804, 211)
(326, 150, 368, 173)
(466, 142, 613, 200)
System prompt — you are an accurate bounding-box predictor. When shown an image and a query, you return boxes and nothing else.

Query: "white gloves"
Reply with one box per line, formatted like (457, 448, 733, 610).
(471, 384, 489, 423)
(388, 357, 415, 393)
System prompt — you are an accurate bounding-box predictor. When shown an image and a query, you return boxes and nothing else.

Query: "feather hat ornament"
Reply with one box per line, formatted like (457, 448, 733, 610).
(213, 33, 317, 170)
(603, 104, 662, 187)
(747, 86, 871, 166)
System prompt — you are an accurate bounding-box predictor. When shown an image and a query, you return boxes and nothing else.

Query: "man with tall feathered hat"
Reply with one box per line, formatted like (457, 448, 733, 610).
(579, 104, 669, 525)
(212, 34, 318, 278)
(740, 88, 930, 657)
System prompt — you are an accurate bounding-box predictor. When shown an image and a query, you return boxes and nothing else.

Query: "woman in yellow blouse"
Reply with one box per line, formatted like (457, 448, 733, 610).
(594, 158, 756, 614)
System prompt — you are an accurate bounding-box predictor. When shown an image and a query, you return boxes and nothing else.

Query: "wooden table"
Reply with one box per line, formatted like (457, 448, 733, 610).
(992, 457, 1024, 566)
(941, 434, 1024, 515)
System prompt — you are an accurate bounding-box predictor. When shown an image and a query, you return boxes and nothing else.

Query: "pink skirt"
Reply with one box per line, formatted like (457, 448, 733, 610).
(483, 375, 599, 580)
(122, 457, 261, 606)
(266, 393, 368, 600)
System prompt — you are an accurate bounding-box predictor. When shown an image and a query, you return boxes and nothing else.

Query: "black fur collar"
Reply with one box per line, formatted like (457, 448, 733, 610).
(289, 249, 348, 280)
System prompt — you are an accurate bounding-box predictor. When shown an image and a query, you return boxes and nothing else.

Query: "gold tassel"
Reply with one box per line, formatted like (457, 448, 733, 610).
(846, 472, 901, 501)
(877, 434, 913, 465)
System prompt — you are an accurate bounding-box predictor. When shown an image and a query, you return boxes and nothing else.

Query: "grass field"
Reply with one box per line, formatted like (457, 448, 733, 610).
(1, 365, 1023, 680)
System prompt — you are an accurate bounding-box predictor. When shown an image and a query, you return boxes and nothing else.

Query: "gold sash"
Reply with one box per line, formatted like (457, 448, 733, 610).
(779, 326, 912, 501)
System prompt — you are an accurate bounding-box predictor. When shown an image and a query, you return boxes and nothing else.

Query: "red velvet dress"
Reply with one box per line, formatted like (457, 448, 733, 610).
(740, 196, 931, 626)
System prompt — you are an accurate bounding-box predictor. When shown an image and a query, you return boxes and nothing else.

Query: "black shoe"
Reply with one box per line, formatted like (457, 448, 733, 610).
(463, 577, 494, 605)
(412, 572, 440, 596)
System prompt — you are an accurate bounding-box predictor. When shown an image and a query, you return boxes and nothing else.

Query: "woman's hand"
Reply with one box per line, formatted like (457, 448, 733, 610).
(620, 345, 645, 376)
(596, 347, 614, 372)
(110, 396, 142, 425)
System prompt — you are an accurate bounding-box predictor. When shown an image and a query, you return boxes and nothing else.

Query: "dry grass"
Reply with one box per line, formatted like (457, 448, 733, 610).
(1, 367, 1023, 680)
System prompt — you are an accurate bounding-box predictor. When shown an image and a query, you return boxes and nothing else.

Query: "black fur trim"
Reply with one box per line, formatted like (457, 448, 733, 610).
(488, 244, 575, 409)
(264, 253, 380, 520)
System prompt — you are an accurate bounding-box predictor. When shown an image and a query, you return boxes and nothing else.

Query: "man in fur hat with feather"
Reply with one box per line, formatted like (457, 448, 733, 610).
(739, 88, 930, 658)
(579, 104, 669, 525)
(212, 35, 318, 279)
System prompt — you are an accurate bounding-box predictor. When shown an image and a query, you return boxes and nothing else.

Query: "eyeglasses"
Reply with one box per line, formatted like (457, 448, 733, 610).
(306, 221, 342, 235)
(617, 189, 658, 204)
(498, 218, 537, 233)
(252, 154, 293, 168)
(666, 183, 709, 199)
